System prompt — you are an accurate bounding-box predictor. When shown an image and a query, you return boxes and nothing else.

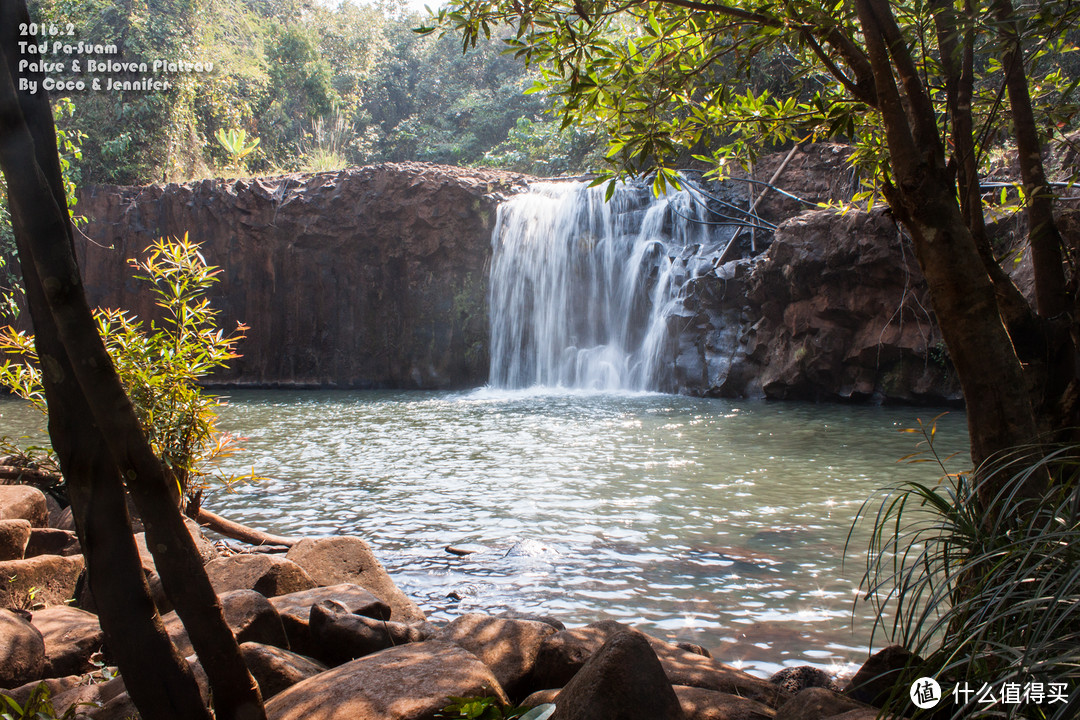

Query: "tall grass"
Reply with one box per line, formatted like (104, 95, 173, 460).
(854, 425, 1080, 718)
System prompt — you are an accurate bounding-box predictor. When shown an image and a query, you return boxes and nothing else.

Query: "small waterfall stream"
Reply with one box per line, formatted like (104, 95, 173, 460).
(488, 178, 732, 391)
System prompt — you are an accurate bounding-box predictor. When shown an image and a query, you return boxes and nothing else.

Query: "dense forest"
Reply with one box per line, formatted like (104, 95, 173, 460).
(20, 0, 604, 187)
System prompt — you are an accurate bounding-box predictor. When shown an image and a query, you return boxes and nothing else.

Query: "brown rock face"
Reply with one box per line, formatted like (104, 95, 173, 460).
(76, 163, 531, 389)
(204, 554, 317, 598)
(0, 555, 84, 609)
(679, 208, 961, 403)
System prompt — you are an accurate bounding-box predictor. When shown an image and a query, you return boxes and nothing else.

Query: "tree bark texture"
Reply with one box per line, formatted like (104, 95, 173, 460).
(0, 3, 212, 717)
(0, 2, 265, 719)
(854, 0, 1042, 493)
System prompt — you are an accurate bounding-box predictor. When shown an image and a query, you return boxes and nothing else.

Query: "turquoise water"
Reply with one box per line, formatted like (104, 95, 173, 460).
(0, 389, 968, 677)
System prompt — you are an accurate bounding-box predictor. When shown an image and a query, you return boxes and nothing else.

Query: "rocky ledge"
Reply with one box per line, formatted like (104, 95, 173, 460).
(3, 482, 919, 720)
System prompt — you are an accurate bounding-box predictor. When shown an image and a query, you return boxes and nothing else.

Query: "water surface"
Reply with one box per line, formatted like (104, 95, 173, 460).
(0, 390, 968, 676)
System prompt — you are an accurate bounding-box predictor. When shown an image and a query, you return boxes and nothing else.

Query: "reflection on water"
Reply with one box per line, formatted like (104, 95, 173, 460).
(0, 389, 968, 677)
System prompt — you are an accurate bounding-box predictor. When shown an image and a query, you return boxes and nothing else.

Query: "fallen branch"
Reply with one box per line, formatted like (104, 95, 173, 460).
(193, 506, 298, 548)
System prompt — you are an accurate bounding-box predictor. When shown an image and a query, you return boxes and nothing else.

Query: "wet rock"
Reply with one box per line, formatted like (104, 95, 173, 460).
(676, 642, 712, 659)
(0, 608, 45, 688)
(269, 583, 391, 655)
(0, 485, 48, 527)
(774, 687, 871, 720)
(550, 630, 685, 720)
(440, 613, 558, 700)
(769, 667, 842, 695)
(30, 605, 104, 677)
(0, 518, 32, 560)
(162, 589, 289, 656)
(309, 600, 424, 666)
(265, 639, 509, 720)
(0, 554, 84, 609)
(24, 528, 81, 558)
(240, 641, 327, 700)
(675, 685, 776, 720)
(286, 536, 425, 623)
(204, 554, 317, 598)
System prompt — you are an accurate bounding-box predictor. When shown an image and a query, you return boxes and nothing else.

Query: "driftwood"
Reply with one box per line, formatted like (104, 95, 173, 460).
(0, 465, 61, 485)
(194, 506, 297, 548)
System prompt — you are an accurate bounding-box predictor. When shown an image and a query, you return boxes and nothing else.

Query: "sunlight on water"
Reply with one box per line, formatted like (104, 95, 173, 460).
(0, 391, 967, 676)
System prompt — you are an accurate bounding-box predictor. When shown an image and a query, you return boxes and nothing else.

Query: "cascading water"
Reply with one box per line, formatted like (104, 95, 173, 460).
(488, 178, 732, 391)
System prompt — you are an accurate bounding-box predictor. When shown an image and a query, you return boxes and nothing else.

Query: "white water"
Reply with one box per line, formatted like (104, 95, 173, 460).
(488, 180, 729, 391)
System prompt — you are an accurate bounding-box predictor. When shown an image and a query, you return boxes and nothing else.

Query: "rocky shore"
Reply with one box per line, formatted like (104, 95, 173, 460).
(2, 481, 915, 720)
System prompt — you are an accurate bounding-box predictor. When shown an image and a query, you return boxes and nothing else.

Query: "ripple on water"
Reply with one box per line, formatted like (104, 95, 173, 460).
(0, 390, 968, 677)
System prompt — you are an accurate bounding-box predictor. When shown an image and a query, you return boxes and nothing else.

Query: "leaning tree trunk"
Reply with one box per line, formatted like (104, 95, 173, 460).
(0, 3, 266, 719)
(855, 0, 1044, 504)
(0, 5, 211, 718)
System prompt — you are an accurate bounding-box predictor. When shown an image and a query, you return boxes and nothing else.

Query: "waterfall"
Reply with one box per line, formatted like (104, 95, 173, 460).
(488, 178, 730, 391)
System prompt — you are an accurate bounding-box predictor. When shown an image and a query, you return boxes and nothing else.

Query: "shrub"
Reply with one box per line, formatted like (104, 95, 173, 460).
(0, 233, 250, 502)
(855, 420, 1080, 718)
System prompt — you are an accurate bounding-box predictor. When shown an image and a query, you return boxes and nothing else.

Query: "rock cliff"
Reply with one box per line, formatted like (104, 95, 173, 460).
(76, 163, 530, 389)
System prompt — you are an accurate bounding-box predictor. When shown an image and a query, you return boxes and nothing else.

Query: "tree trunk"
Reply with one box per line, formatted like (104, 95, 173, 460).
(0, 5, 211, 717)
(0, 4, 265, 719)
(855, 0, 1042, 498)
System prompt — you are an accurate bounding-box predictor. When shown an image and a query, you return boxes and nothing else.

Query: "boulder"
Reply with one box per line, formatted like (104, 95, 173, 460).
(774, 687, 871, 720)
(30, 605, 104, 678)
(0, 485, 48, 527)
(162, 589, 289, 657)
(550, 630, 685, 720)
(531, 621, 787, 708)
(843, 645, 920, 708)
(440, 613, 558, 700)
(675, 685, 776, 720)
(0, 608, 46, 688)
(769, 667, 842, 695)
(269, 584, 391, 655)
(0, 674, 89, 709)
(286, 537, 424, 622)
(204, 554, 317, 598)
(265, 639, 509, 720)
(309, 600, 424, 666)
(240, 641, 327, 700)
(134, 517, 218, 572)
(0, 554, 84, 609)
(24, 528, 81, 558)
(520, 689, 560, 707)
(0, 518, 32, 560)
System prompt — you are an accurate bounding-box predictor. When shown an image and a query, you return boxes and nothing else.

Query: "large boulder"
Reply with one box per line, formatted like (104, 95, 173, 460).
(0, 554, 84, 609)
(240, 641, 327, 700)
(440, 613, 558, 700)
(0, 609, 46, 688)
(531, 621, 788, 709)
(285, 537, 424, 623)
(0, 518, 32, 560)
(550, 630, 686, 720)
(269, 584, 391, 655)
(204, 554, 317, 598)
(0, 485, 48, 528)
(29, 605, 104, 678)
(843, 645, 920, 708)
(162, 589, 289, 656)
(308, 600, 425, 666)
(265, 639, 509, 720)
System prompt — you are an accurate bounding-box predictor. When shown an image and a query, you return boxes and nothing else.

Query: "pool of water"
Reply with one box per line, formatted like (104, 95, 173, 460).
(0, 389, 968, 677)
